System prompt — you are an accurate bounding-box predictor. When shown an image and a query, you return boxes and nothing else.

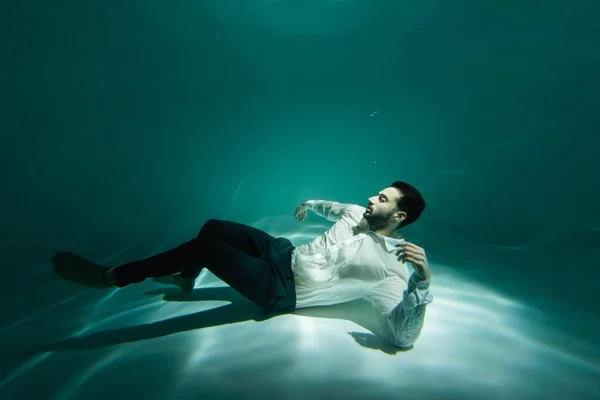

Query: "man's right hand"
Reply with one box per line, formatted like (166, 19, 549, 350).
(294, 202, 309, 222)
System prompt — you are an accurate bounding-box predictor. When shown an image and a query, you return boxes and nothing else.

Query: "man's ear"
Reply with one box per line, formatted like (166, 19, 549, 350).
(395, 211, 407, 223)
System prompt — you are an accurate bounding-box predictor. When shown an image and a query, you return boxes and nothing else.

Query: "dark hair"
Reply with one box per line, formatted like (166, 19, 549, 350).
(390, 181, 426, 229)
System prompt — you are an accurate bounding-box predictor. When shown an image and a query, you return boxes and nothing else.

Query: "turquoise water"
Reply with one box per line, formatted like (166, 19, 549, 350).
(1, 1, 599, 399)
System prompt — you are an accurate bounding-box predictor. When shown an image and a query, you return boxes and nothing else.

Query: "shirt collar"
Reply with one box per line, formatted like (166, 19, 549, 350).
(352, 220, 405, 253)
(372, 231, 405, 253)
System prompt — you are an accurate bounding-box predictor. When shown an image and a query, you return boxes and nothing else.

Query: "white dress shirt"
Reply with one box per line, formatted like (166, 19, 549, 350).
(291, 200, 433, 348)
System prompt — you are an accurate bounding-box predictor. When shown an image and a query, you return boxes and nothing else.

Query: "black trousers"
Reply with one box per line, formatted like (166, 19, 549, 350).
(112, 219, 297, 312)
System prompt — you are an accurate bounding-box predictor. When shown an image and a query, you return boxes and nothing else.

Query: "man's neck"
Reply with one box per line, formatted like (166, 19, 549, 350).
(373, 227, 398, 238)
(356, 218, 400, 239)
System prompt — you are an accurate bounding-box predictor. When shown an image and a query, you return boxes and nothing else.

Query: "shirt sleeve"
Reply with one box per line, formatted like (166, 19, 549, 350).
(367, 272, 434, 349)
(305, 200, 356, 222)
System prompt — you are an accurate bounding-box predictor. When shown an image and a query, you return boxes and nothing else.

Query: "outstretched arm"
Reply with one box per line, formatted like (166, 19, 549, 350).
(294, 200, 356, 222)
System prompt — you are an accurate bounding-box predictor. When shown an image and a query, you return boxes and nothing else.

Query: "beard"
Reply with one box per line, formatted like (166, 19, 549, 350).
(364, 210, 395, 231)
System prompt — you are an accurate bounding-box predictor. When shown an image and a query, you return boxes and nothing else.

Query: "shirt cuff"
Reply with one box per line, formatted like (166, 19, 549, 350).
(406, 272, 433, 306)
(408, 272, 430, 291)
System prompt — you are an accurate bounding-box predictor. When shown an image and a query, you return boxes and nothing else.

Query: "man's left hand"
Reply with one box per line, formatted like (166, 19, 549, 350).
(395, 241, 431, 281)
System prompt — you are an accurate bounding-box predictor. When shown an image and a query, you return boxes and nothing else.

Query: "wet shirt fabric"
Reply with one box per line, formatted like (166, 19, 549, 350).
(291, 200, 433, 348)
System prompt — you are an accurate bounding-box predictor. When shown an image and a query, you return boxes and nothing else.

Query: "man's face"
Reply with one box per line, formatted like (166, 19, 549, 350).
(364, 187, 403, 228)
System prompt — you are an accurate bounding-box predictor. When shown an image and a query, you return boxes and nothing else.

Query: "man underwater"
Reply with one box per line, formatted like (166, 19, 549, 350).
(53, 181, 433, 349)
